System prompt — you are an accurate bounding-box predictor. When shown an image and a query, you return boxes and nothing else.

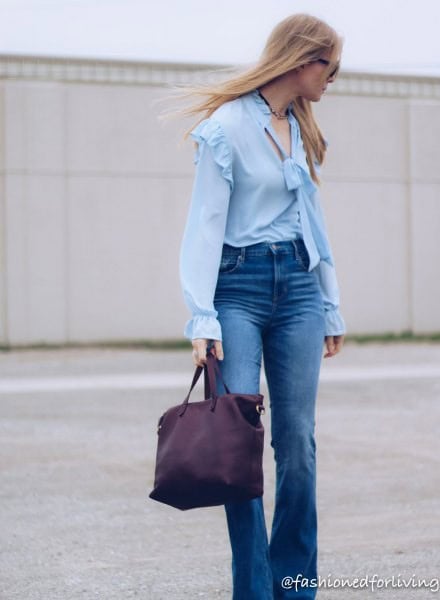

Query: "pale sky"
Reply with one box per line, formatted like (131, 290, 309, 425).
(0, 0, 439, 76)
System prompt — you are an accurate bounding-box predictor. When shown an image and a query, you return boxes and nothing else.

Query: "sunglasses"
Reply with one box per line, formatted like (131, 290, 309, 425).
(315, 58, 340, 79)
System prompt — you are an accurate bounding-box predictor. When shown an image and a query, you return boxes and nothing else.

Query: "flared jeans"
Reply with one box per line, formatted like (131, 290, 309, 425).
(214, 239, 325, 599)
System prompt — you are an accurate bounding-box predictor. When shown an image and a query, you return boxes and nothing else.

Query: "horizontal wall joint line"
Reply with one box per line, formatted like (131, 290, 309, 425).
(1, 55, 440, 99)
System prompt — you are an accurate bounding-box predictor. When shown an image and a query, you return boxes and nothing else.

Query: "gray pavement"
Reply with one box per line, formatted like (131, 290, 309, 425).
(0, 343, 439, 599)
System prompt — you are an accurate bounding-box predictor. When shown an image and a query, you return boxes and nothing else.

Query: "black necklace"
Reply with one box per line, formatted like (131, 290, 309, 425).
(257, 90, 289, 120)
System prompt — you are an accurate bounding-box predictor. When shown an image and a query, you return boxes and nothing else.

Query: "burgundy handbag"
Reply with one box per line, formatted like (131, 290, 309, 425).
(149, 353, 265, 510)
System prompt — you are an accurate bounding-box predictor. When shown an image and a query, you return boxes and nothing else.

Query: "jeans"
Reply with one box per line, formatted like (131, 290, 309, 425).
(213, 239, 325, 600)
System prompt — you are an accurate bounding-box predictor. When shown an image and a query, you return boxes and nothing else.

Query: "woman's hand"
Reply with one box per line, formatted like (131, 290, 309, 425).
(324, 335, 344, 358)
(192, 339, 224, 367)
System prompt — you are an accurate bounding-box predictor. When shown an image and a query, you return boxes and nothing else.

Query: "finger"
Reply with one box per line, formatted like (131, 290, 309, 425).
(324, 335, 345, 358)
(323, 336, 335, 359)
(213, 340, 224, 361)
(192, 348, 206, 367)
(192, 339, 208, 367)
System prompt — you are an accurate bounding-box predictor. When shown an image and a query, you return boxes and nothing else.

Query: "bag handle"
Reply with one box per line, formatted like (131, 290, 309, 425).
(204, 352, 230, 398)
(179, 352, 230, 416)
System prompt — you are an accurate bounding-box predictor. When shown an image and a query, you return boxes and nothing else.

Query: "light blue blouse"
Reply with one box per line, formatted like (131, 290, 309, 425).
(180, 90, 346, 340)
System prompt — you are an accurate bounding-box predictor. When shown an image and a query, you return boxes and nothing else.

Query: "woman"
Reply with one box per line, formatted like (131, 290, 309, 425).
(180, 13, 345, 599)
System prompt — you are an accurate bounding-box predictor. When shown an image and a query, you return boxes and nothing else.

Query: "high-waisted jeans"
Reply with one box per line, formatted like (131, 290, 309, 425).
(213, 239, 325, 600)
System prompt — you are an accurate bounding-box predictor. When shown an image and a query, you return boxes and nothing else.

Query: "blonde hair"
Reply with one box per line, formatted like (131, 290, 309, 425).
(184, 14, 343, 184)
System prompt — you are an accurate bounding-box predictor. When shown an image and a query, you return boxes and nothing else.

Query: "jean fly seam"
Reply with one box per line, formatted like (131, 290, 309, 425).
(272, 250, 281, 308)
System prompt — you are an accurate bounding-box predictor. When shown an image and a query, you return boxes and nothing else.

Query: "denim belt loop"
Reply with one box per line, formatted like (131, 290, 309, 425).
(240, 247, 246, 261)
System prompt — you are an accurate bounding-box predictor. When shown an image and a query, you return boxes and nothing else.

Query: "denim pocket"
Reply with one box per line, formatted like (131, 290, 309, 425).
(293, 241, 310, 271)
(218, 253, 243, 274)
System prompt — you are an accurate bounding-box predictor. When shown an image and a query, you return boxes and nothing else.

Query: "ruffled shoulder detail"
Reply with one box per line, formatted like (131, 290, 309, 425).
(190, 119, 233, 188)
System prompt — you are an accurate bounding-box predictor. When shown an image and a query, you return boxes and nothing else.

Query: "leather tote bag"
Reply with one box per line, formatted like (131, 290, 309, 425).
(149, 353, 265, 510)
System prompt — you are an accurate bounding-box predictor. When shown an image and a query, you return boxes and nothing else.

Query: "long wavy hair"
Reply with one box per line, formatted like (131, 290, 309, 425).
(184, 14, 343, 184)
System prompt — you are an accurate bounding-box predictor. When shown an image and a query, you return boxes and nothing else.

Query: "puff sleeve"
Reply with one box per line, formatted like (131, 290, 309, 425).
(179, 119, 233, 340)
(310, 185, 346, 336)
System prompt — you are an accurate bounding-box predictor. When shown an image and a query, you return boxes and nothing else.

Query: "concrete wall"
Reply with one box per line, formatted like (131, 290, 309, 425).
(0, 56, 439, 345)
(315, 95, 440, 335)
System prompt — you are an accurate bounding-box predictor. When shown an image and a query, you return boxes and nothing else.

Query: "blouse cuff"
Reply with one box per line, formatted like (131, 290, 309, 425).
(190, 119, 233, 188)
(324, 308, 346, 337)
(184, 315, 223, 341)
